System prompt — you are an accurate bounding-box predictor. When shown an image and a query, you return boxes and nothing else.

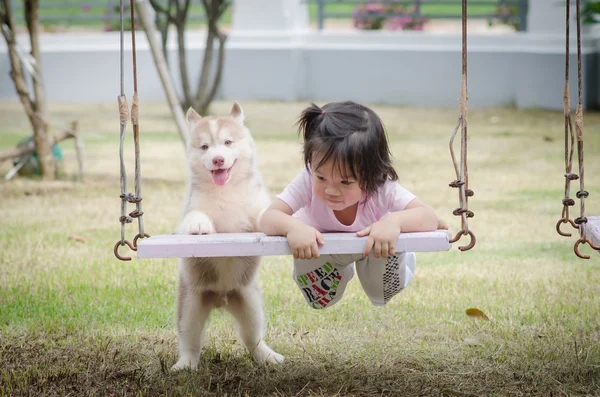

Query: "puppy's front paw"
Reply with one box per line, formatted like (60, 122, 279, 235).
(171, 356, 199, 371)
(265, 351, 285, 365)
(251, 343, 284, 365)
(179, 211, 216, 235)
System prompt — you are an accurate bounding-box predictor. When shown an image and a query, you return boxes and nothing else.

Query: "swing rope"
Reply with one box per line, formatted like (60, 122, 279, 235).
(556, 0, 579, 239)
(556, 0, 600, 259)
(448, 0, 475, 252)
(567, 0, 599, 259)
(114, 0, 149, 261)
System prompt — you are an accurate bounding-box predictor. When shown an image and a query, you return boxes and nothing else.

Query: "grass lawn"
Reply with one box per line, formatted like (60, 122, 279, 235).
(0, 100, 599, 396)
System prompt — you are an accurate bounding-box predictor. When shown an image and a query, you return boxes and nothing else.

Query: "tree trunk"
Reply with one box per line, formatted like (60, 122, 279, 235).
(24, 0, 54, 180)
(1, 0, 54, 179)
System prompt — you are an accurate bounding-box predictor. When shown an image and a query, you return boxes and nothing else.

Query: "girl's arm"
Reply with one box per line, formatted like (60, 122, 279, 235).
(357, 198, 443, 257)
(260, 199, 324, 259)
(385, 198, 440, 232)
(260, 199, 301, 236)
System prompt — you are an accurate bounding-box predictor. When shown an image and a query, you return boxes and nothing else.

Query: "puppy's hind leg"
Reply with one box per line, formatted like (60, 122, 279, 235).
(226, 283, 284, 364)
(172, 280, 212, 371)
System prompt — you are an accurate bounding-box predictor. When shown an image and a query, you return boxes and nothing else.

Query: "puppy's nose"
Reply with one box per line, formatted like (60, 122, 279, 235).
(212, 156, 225, 167)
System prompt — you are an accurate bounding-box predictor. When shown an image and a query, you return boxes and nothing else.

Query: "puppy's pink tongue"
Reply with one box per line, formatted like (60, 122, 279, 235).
(212, 169, 228, 186)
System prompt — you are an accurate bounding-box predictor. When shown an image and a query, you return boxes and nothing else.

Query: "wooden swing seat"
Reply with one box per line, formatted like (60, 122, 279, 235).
(583, 216, 600, 256)
(136, 231, 451, 258)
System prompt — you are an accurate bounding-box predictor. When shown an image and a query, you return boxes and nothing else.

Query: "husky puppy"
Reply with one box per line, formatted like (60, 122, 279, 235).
(172, 102, 284, 370)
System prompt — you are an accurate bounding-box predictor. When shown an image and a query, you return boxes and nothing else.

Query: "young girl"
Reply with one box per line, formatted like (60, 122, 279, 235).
(260, 101, 445, 309)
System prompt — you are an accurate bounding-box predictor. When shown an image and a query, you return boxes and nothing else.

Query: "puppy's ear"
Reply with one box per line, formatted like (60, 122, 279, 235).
(230, 101, 244, 125)
(186, 107, 202, 124)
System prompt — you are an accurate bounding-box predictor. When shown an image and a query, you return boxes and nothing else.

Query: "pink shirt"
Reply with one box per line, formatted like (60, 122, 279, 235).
(276, 168, 416, 233)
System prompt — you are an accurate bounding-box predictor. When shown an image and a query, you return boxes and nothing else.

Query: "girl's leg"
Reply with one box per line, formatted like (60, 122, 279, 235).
(355, 252, 416, 306)
(293, 254, 363, 309)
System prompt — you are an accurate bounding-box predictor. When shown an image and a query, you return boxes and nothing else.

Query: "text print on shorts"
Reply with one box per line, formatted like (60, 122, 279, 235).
(296, 261, 343, 309)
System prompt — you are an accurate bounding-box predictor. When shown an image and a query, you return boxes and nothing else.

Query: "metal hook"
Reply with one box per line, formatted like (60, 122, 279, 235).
(556, 218, 578, 237)
(449, 229, 476, 251)
(114, 240, 135, 261)
(133, 233, 151, 250)
(574, 238, 590, 260)
(574, 237, 600, 260)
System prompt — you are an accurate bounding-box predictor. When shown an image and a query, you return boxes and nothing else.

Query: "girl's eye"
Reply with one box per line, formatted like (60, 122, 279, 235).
(317, 176, 326, 181)
(225, 140, 233, 145)
(341, 181, 353, 185)
(201, 144, 209, 150)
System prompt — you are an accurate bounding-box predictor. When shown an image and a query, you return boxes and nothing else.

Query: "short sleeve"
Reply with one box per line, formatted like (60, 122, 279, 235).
(276, 168, 313, 214)
(384, 180, 417, 212)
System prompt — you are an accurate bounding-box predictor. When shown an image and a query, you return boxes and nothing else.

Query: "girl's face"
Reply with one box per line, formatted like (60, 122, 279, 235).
(311, 156, 363, 212)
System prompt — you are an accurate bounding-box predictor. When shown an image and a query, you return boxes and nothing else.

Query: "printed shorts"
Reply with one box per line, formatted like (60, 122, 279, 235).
(293, 252, 416, 309)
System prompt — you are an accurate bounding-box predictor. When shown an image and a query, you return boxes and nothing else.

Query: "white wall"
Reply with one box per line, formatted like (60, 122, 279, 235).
(1, 0, 598, 110)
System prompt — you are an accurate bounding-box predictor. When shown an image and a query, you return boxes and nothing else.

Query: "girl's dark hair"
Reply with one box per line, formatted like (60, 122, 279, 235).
(297, 101, 398, 200)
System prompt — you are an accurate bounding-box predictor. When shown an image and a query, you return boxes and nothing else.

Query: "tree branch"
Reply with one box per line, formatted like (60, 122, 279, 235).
(217, 0, 231, 20)
(182, 0, 191, 17)
(199, 29, 226, 113)
(176, 23, 193, 108)
(195, 25, 215, 105)
(0, 127, 77, 163)
(195, 0, 219, 107)
(148, 0, 168, 16)
(148, 0, 178, 25)
(136, 0, 188, 143)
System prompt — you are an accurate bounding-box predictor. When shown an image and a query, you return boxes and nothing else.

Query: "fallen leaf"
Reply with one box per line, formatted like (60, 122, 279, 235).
(466, 308, 490, 321)
(68, 234, 88, 243)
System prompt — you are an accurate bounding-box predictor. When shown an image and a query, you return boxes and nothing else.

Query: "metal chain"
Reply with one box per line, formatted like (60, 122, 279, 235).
(114, 0, 149, 261)
(448, 0, 475, 251)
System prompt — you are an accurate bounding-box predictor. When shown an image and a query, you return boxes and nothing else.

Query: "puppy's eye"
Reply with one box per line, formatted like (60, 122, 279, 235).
(201, 144, 209, 150)
(224, 140, 233, 146)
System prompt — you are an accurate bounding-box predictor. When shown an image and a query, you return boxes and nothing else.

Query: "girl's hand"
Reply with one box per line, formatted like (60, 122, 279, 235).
(357, 216, 401, 258)
(287, 224, 324, 259)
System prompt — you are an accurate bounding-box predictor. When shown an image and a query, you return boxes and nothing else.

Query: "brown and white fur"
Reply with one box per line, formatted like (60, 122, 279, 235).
(171, 102, 283, 370)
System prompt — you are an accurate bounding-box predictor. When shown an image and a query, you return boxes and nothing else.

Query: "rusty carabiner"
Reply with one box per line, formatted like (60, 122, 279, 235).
(133, 233, 151, 250)
(449, 229, 476, 251)
(574, 237, 600, 260)
(556, 218, 578, 237)
(114, 240, 135, 261)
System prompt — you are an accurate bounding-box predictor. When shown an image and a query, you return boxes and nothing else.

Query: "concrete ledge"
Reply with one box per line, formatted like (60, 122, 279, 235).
(2, 30, 600, 109)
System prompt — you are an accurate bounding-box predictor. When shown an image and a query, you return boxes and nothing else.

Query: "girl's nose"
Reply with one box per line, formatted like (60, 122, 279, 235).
(325, 186, 340, 196)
